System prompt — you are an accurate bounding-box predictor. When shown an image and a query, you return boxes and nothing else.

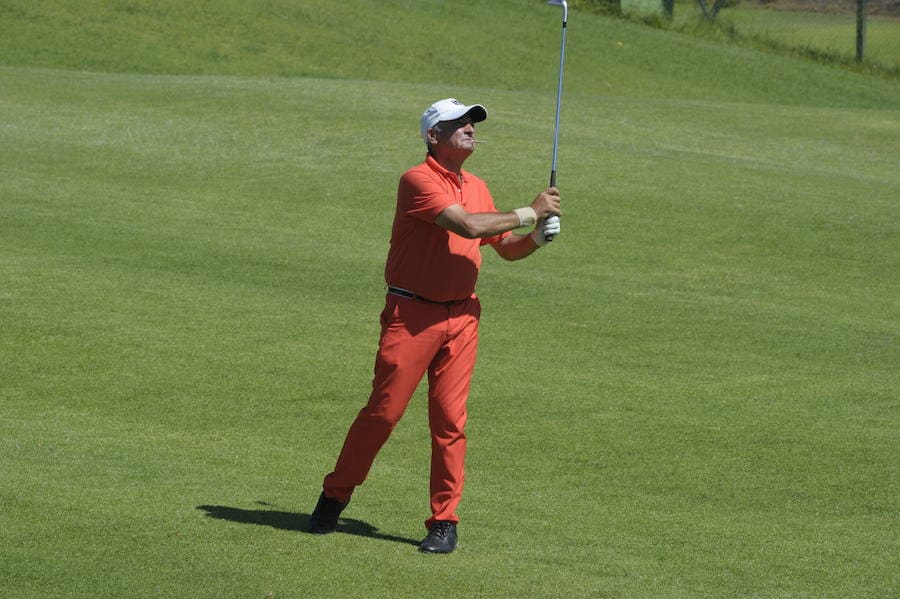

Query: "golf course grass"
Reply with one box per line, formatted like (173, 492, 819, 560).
(722, 6, 900, 70)
(1, 0, 898, 597)
(621, 0, 900, 73)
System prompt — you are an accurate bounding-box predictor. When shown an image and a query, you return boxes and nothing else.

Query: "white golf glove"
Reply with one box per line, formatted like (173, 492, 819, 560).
(532, 215, 561, 246)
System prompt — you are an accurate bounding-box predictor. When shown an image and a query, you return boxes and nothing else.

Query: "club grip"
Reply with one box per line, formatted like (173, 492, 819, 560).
(545, 170, 558, 242)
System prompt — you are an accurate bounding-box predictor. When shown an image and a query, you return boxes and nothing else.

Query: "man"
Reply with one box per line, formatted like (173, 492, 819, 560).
(309, 98, 561, 554)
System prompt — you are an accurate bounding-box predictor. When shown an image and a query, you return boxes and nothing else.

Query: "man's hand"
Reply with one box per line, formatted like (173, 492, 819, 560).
(530, 187, 561, 221)
(532, 215, 561, 246)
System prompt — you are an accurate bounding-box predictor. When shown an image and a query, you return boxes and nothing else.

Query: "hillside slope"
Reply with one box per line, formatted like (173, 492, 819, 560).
(0, 0, 897, 109)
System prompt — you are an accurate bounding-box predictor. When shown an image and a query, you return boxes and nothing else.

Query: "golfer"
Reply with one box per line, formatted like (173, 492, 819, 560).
(310, 98, 561, 554)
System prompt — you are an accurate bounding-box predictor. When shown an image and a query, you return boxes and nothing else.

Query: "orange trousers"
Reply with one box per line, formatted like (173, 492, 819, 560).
(323, 293, 481, 528)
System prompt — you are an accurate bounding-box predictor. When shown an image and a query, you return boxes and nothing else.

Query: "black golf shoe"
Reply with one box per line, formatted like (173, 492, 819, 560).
(419, 521, 458, 554)
(308, 492, 348, 534)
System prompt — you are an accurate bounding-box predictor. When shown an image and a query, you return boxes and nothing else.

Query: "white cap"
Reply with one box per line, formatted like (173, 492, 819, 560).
(420, 98, 487, 142)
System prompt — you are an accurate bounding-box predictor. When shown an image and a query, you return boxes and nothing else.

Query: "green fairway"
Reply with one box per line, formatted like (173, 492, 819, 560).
(2, 1, 898, 597)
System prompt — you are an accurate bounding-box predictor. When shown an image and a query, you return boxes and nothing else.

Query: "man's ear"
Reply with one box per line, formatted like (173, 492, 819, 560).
(426, 127, 440, 146)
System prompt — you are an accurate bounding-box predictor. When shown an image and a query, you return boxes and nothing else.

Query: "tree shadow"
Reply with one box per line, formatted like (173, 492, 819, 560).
(197, 502, 420, 546)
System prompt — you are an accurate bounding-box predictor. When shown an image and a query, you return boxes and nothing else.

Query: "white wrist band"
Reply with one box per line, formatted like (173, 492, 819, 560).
(513, 207, 537, 227)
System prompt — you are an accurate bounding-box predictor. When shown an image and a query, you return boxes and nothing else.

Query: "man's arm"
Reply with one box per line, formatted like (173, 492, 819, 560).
(491, 215, 561, 261)
(434, 205, 521, 239)
(434, 187, 561, 240)
(492, 232, 540, 261)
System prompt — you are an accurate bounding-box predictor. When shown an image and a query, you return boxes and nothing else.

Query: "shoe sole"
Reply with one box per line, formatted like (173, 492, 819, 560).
(419, 549, 454, 554)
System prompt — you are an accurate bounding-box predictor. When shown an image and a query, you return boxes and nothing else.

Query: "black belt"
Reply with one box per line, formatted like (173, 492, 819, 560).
(387, 286, 468, 306)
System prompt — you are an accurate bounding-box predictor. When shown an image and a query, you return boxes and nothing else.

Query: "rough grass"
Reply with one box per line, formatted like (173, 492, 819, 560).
(622, 0, 900, 74)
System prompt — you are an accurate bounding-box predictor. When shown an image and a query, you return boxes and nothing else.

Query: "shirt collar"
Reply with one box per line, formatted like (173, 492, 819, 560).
(425, 154, 466, 184)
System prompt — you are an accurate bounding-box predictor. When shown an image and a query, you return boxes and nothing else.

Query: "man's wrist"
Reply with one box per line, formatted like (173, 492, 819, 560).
(513, 207, 537, 227)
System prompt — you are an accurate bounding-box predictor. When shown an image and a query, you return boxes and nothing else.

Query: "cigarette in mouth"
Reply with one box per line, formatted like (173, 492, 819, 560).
(473, 140, 487, 144)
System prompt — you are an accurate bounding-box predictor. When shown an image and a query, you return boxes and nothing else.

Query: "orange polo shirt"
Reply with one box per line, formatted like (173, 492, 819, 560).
(384, 155, 509, 302)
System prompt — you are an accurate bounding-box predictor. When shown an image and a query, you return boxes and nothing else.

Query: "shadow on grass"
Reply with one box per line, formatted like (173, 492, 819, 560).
(197, 502, 420, 546)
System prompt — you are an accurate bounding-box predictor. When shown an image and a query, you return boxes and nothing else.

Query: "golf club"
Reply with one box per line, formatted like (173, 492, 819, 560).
(546, 0, 568, 241)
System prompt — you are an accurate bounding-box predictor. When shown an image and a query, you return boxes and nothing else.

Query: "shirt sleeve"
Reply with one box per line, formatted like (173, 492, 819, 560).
(397, 168, 455, 224)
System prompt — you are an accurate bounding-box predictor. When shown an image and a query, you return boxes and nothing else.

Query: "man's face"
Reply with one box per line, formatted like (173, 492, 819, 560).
(429, 115, 476, 155)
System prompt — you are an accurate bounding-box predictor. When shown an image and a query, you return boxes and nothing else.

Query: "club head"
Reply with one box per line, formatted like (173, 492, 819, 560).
(547, 0, 568, 21)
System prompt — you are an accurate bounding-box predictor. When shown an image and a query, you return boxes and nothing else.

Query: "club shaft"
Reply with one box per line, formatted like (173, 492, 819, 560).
(550, 15, 567, 188)
(546, 2, 567, 242)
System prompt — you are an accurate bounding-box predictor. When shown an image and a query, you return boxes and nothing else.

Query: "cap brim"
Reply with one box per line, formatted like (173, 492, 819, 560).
(465, 105, 487, 123)
(441, 104, 487, 125)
